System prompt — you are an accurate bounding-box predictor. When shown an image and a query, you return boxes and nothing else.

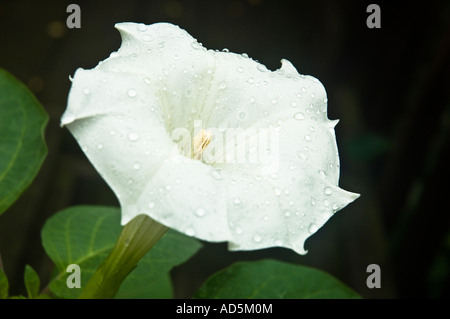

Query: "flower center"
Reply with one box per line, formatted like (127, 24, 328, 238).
(192, 129, 212, 161)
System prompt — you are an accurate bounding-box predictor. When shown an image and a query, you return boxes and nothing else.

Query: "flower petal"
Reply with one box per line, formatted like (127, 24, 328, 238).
(62, 22, 359, 255)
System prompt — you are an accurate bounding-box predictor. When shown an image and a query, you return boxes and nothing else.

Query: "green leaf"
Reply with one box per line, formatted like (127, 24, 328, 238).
(0, 69, 48, 215)
(0, 269, 9, 299)
(42, 205, 201, 299)
(194, 259, 361, 299)
(24, 265, 40, 298)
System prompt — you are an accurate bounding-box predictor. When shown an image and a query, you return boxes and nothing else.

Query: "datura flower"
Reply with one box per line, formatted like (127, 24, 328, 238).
(61, 22, 359, 255)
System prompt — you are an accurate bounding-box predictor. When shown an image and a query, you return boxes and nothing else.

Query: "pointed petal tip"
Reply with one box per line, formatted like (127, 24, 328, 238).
(329, 119, 340, 128)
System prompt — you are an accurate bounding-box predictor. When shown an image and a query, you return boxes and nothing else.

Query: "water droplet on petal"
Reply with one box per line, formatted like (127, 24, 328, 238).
(186, 228, 196, 236)
(234, 197, 241, 205)
(284, 210, 291, 217)
(127, 89, 137, 97)
(237, 111, 247, 120)
(235, 227, 243, 235)
(291, 101, 297, 107)
(97, 144, 103, 149)
(128, 132, 139, 141)
(133, 162, 141, 170)
(253, 234, 262, 243)
(311, 197, 316, 205)
(257, 64, 268, 72)
(296, 151, 307, 160)
(304, 134, 311, 142)
(236, 66, 243, 73)
(191, 41, 201, 50)
(294, 112, 305, 120)
(196, 208, 206, 217)
(274, 188, 282, 196)
(148, 202, 155, 209)
(275, 239, 283, 246)
(308, 223, 318, 234)
(249, 97, 256, 103)
(271, 98, 278, 104)
(219, 81, 227, 89)
(247, 77, 255, 84)
(318, 170, 327, 178)
(137, 24, 147, 31)
(324, 187, 332, 195)
(332, 203, 339, 211)
(83, 88, 90, 95)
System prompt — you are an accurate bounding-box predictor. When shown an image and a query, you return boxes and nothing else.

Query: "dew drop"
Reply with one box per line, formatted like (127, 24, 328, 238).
(323, 199, 330, 207)
(271, 98, 278, 104)
(148, 202, 155, 209)
(236, 66, 243, 73)
(143, 77, 151, 85)
(274, 188, 282, 196)
(191, 42, 201, 50)
(311, 93, 316, 98)
(257, 64, 268, 72)
(318, 170, 327, 178)
(97, 144, 103, 149)
(294, 112, 305, 120)
(301, 87, 307, 92)
(222, 48, 229, 52)
(127, 89, 137, 97)
(284, 210, 291, 217)
(237, 111, 247, 120)
(234, 197, 241, 205)
(249, 97, 256, 103)
(241, 53, 249, 58)
(133, 162, 141, 170)
(253, 234, 262, 243)
(137, 24, 147, 31)
(186, 228, 196, 236)
(304, 134, 311, 142)
(196, 208, 206, 217)
(128, 132, 139, 141)
(309, 126, 315, 132)
(275, 239, 283, 246)
(83, 88, 90, 95)
(308, 223, 318, 234)
(311, 197, 316, 206)
(324, 187, 332, 195)
(296, 151, 307, 160)
(291, 101, 297, 107)
(219, 81, 227, 89)
(247, 77, 255, 84)
(235, 227, 243, 235)
(332, 203, 339, 211)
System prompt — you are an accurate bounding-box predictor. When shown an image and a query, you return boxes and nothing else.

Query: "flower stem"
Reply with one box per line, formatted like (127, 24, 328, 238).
(78, 215, 168, 299)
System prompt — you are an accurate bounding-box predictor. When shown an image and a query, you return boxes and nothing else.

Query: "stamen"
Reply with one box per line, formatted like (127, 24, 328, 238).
(193, 129, 212, 160)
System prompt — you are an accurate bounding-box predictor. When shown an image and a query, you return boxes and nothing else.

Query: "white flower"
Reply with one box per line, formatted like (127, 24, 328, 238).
(61, 22, 359, 254)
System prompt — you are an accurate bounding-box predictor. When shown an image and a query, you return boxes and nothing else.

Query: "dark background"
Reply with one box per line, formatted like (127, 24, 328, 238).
(0, 0, 449, 299)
